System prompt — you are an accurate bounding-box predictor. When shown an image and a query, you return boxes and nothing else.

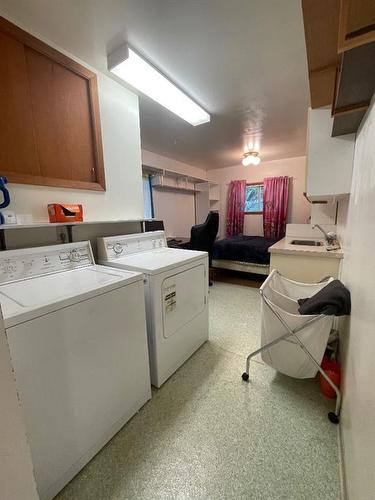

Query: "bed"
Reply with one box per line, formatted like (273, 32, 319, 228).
(212, 235, 279, 276)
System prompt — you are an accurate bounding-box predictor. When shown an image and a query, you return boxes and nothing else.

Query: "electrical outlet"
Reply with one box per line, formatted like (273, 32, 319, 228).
(56, 226, 68, 244)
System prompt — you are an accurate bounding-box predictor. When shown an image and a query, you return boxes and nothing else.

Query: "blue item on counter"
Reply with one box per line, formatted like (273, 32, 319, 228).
(0, 177, 10, 209)
(0, 177, 11, 224)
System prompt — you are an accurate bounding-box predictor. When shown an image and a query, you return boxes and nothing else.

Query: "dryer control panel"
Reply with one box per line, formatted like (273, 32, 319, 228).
(98, 231, 167, 261)
(0, 241, 94, 284)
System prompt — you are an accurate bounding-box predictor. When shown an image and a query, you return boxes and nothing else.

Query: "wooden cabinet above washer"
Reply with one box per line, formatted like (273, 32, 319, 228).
(0, 16, 105, 191)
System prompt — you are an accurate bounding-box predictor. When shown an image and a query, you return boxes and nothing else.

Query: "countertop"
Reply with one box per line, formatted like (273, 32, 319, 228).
(269, 238, 344, 259)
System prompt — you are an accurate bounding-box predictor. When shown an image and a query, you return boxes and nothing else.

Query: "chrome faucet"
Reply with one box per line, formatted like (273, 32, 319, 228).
(313, 224, 336, 245)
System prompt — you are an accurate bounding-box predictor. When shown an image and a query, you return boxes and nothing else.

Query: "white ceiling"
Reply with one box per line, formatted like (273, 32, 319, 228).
(1, 0, 310, 169)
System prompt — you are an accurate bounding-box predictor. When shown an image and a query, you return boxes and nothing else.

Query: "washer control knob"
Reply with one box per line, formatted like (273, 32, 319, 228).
(113, 243, 123, 254)
(69, 250, 80, 262)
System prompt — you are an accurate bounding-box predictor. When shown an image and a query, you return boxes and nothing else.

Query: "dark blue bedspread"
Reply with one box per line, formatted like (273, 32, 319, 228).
(213, 235, 279, 265)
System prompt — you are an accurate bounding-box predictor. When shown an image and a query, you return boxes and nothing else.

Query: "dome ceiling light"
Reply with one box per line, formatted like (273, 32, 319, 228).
(242, 151, 261, 166)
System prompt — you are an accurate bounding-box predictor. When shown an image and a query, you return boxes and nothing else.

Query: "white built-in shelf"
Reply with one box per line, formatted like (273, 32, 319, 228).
(152, 185, 199, 194)
(0, 219, 150, 230)
(143, 164, 207, 184)
(195, 181, 220, 224)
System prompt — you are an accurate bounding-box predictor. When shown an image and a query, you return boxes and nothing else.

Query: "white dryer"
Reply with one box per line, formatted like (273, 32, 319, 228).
(0, 241, 151, 500)
(97, 231, 209, 387)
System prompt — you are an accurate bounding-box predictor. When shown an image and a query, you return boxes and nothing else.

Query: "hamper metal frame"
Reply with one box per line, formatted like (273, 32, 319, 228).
(242, 270, 342, 424)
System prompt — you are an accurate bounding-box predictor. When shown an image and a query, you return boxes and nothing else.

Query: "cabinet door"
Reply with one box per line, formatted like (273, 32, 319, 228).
(0, 17, 105, 191)
(0, 31, 40, 176)
(25, 48, 96, 183)
(338, 0, 375, 51)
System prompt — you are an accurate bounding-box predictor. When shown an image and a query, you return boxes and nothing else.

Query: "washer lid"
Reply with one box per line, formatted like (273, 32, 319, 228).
(1, 265, 143, 328)
(100, 248, 207, 275)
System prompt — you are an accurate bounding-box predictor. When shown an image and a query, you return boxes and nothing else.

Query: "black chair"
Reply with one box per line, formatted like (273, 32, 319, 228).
(183, 211, 219, 285)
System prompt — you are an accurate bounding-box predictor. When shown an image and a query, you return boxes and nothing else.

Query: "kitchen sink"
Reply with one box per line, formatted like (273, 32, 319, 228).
(290, 239, 323, 246)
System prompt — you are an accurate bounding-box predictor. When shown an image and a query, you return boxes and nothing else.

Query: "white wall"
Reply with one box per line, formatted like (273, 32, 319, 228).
(152, 190, 196, 238)
(336, 197, 350, 248)
(142, 150, 207, 237)
(0, 12, 143, 223)
(339, 99, 375, 500)
(209, 156, 310, 238)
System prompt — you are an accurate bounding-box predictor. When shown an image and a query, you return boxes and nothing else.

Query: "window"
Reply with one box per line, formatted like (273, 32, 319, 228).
(143, 175, 154, 218)
(245, 184, 263, 214)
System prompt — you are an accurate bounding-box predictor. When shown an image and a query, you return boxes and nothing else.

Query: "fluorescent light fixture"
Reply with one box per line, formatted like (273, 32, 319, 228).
(108, 44, 210, 126)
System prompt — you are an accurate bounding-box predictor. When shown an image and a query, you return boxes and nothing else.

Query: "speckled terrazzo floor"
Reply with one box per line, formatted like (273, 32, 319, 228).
(55, 281, 341, 500)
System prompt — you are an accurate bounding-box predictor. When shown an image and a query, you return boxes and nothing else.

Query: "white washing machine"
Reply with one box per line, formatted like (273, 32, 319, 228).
(0, 241, 151, 500)
(97, 231, 209, 387)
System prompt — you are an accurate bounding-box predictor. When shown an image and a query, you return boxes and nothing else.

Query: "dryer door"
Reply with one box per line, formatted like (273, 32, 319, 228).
(162, 263, 206, 339)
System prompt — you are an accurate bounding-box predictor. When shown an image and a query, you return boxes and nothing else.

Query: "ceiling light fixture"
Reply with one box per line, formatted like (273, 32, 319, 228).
(242, 151, 261, 166)
(108, 44, 210, 126)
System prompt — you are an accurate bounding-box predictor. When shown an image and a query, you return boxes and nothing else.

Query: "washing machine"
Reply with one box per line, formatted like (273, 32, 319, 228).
(97, 231, 209, 387)
(0, 241, 151, 500)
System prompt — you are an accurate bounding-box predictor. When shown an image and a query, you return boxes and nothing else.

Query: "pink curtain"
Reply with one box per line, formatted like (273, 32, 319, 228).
(263, 176, 289, 238)
(226, 180, 246, 237)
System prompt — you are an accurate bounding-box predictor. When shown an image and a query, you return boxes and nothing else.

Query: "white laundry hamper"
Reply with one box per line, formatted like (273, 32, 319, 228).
(241, 269, 342, 424)
(260, 270, 334, 378)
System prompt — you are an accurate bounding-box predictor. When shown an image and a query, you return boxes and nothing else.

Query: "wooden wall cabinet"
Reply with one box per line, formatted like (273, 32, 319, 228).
(338, 0, 375, 52)
(303, 0, 375, 136)
(332, 0, 375, 135)
(0, 17, 105, 191)
(331, 40, 375, 135)
(302, 0, 341, 108)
